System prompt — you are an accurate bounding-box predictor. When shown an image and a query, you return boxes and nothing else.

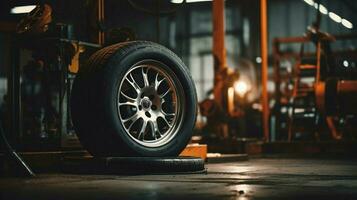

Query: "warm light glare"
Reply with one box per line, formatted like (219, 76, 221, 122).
(342, 19, 353, 29)
(234, 81, 249, 97)
(10, 5, 36, 14)
(329, 12, 342, 23)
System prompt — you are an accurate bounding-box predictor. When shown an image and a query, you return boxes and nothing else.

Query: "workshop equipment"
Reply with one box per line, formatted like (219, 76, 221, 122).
(199, 0, 263, 142)
(199, 0, 246, 139)
(273, 29, 357, 141)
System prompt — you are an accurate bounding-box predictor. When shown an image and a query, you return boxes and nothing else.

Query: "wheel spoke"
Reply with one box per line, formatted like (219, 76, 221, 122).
(119, 101, 137, 107)
(126, 116, 140, 131)
(160, 88, 171, 98)
(162, 110, 175, 117)
(130, 73, 141, 90)
(142, 67, 150, 87)
(122, 113, 139, 123)
(120, 91, 136, 102)
(153, 120, 162, 136)
(126, 73, 141, 93)
(154, 73, 165, 90)
(149, 121, 157, 139)
(138, 120, 148, 140)
(160, 115, 172, 128)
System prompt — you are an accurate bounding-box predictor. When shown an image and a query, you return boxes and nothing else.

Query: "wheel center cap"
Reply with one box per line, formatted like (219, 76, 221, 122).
(141, 97, 152, 110)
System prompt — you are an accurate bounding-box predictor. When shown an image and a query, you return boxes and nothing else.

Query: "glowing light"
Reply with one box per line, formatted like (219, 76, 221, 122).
(314, 3, 319, 9)
(252, 103, 262, 110)
(171, 0, 212, 3)
(318, 5, 328, 15)
(343, 60, 349, 67)
(342, 19, 353, 29)
(10, 5, 36, 14)
(228, 87, 235, 113)
(302, 0, 353, 30)
(186, 0, 212, 2)
(329, 12, 342, 23)
(295, 108, 305, 113)
(234, 80, 250, 97)
(171, 0, 184, 3)
(281, 107, 287, 113)
(256, 57, 262, 64)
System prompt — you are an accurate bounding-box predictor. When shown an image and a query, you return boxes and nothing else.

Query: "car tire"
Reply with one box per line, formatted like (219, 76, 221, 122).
(71, 41, 197, 157)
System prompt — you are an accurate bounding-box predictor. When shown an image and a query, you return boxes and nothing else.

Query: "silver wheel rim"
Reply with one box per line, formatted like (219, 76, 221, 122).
(117, 60, 185, 147)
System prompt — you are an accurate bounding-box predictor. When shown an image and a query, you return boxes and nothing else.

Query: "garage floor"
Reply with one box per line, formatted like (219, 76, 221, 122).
(1, 158, 357, 200)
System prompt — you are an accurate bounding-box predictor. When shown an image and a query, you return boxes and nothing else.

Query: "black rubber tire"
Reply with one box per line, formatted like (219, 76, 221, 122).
(62, 157, 205, 174)
(71, 41, 197, 157)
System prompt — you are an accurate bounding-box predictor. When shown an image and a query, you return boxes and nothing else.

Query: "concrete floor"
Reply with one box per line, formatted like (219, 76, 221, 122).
(1, 158, 357, 200)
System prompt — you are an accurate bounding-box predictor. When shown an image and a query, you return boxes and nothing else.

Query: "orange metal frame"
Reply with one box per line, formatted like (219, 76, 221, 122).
(260, 0, 269, 141)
